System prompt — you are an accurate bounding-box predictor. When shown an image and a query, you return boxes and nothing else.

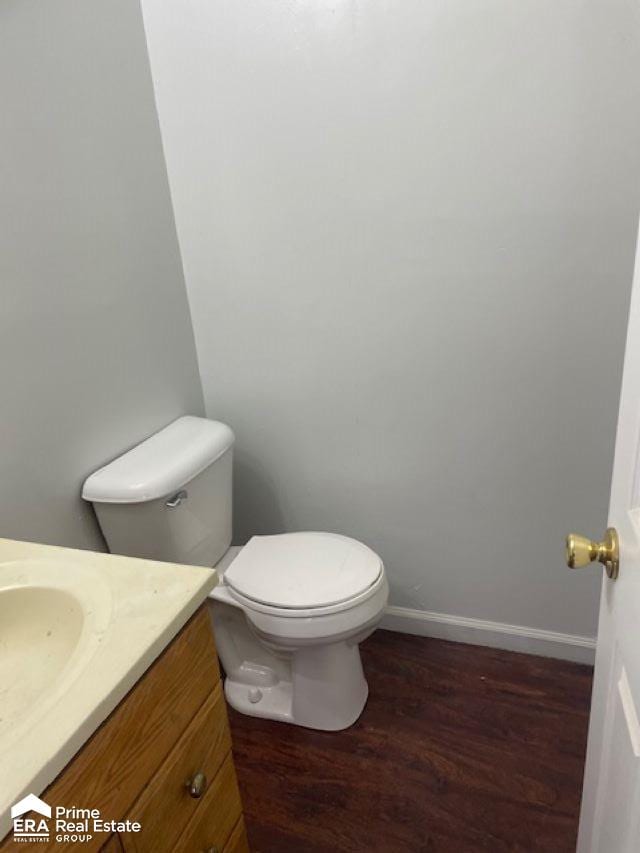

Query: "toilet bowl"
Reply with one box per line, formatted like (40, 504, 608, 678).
(210, 532, 388, 730)
(82, 416, 387, 731)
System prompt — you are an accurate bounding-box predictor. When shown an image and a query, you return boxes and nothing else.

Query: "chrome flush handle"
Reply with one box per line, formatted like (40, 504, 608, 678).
(165, 489, 187, 509)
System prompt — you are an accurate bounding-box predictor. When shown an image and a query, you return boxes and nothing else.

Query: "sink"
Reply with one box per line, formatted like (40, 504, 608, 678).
(0, 585, 84, 732)
(0, 559, 112, 744)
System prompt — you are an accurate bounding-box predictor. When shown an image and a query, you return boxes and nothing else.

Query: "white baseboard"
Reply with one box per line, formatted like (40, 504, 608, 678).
(380, 605, 596, 665)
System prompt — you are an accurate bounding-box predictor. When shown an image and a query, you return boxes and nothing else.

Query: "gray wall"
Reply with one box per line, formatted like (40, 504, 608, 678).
(0, 0, 204, 550)
(143, 0, 640, 638)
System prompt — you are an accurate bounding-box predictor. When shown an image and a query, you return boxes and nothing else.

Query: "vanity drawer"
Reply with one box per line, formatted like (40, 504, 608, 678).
(172, 754, 243, 853)
(123, 682, 231, 852)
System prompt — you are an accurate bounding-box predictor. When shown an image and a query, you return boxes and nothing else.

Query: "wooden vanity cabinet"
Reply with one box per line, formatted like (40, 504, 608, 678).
(1, 606, 249, 853)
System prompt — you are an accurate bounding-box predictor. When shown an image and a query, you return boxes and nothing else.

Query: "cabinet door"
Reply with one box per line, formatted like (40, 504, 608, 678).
(124, 684, 231, 852)
(171, 755, 243, 853)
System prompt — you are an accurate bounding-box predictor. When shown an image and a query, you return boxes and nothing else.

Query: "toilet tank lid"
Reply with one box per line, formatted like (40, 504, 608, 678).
(82, 416, 234, 504)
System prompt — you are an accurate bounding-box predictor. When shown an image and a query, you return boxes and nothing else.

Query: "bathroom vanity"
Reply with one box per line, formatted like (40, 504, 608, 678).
(2, 608, 247, 852)
(0, 539, 248, 852)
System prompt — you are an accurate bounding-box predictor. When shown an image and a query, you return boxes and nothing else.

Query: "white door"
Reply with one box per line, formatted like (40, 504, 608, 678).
(577, 226, 640, 852)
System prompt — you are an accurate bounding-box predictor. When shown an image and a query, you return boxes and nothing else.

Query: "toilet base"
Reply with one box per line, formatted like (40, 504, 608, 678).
(225, 677, 294, 724)
(223, 640, 369, 731)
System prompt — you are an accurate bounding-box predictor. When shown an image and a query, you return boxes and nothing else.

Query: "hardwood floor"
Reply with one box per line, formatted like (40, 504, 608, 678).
(228, 630, 593, 853)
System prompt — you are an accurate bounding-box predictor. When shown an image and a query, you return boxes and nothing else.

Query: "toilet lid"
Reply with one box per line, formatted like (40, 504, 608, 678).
(224, 532, 383, 610)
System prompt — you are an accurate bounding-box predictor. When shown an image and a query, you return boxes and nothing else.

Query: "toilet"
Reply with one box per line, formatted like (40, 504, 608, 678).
(82, 416, 388, 731)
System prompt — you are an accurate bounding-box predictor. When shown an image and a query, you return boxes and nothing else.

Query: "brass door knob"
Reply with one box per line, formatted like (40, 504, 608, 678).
(186, 771, 207, 799)
(565, 527, 619, 580)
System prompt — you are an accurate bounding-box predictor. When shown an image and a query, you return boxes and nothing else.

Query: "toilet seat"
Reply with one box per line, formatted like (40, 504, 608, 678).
(224, 531, 383, 612)
(225, 567, 387, 620)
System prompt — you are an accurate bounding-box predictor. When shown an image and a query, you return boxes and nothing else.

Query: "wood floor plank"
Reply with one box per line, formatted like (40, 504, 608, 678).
(227, 630, 593, 853)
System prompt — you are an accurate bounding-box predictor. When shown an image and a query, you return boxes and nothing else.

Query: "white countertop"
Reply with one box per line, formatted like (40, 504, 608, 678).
(0, 538, 217, 838)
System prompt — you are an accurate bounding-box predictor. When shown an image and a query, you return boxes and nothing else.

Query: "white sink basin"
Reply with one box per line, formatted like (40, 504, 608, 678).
(0, 559, 112, 744)
(0, 586, 83, 728)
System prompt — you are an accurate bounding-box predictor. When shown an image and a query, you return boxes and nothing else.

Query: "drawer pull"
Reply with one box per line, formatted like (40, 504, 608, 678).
(187, 771, 207, 799)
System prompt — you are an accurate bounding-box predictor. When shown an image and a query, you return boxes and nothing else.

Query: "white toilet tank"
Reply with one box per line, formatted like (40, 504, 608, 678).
(82, 416, 234, 566)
